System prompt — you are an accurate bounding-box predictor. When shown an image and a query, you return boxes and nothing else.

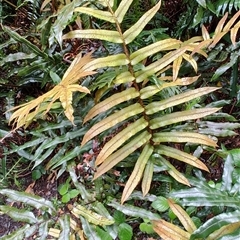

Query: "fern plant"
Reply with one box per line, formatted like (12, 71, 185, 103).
(8, 0, 240, 206)
(152, 150, 240, 239)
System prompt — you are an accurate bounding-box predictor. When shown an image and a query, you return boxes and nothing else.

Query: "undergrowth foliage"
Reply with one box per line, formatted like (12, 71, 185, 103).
(3, 0, 240, 238)
(9, 1, 240, 203)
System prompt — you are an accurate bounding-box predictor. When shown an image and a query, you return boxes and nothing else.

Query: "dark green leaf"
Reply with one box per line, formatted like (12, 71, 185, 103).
(8, 138, 46, 153)
(50, 71, 61, 84)
(192, 6, 204, 27)
(3, 26, 47, 58)
(211, 51, 240, 81)
(32, 169, 42, 180)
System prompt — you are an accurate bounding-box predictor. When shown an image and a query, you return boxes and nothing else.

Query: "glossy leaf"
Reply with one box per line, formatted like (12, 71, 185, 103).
(95, 117, 148, 166)
(0, 205, 38, 224)
(40, 128, 86, 150)
(59, 215, 70, 240)
(63, 29, 123, 43)
(190, 211, 240, 239)
(48, 0, 78, 46)
(199, 128, 238, 137)
(32, 147, 55, 169)
(115, 0, 134, 23)
(123, 1, 161, 44)
(168, 199, 196, 233)
(74, 7, 115, 23)
(93, 131, 151, 179)
(83, 88, 139, 123)
(0, 189, 55, 214)
(207, 221, 240, 240)
(151, 196, 169, 212)
(0, 52, 36, 66)
(198, 121, 240, 130)
(80, 216, 101, 240)
(156, 145, 209, 172)
(3, 26, 47, 58)
(96, 227, 114, 240)
(221, 154, 234, 192)
(171, 185, 240, 209)
(121, 144, 153, 203)
(81, 103, 144, 146)
(196, 0, 207, 8)
(145, 87, 219, 115)
(92, 201, 115, 223)
(211, 50, 240, 81)
(152, 219, 191, 239)
(108, 200, 160, 220)
(150, 108, 220, 129)
(153, 132, 217, 147)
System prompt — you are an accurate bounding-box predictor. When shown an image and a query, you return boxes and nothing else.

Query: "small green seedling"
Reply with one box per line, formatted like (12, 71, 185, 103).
(58, 177, 80, 203)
